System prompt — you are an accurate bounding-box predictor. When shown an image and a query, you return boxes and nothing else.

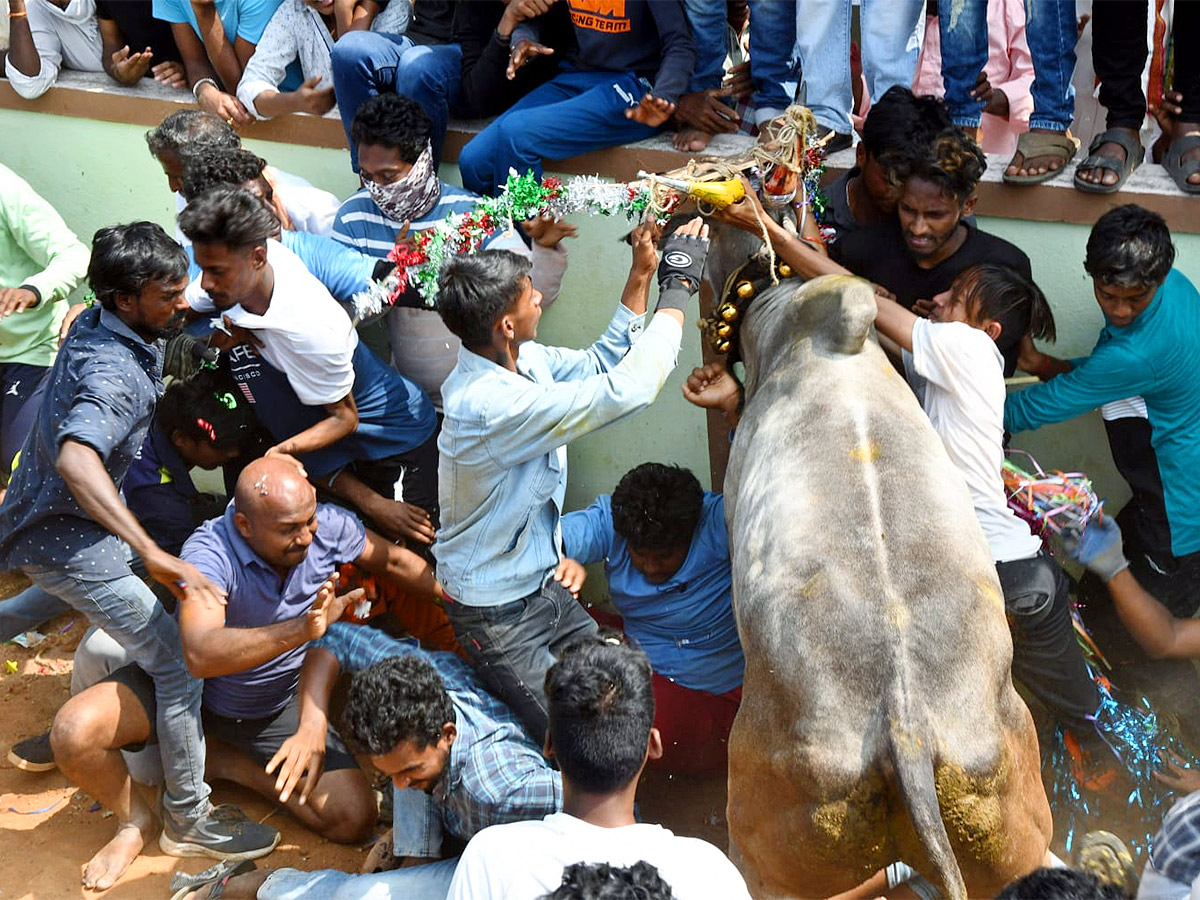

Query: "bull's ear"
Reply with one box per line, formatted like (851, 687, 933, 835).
(813, 275, 876, 355)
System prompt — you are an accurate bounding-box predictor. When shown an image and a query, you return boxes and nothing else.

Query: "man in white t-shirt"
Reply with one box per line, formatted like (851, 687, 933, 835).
(446, 636, 751, 900)
(873, 263, 1105, 770)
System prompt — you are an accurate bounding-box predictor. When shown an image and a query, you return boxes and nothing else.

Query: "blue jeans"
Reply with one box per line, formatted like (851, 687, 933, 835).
(748, 0, 798, 124)
(24, 563, 210, 826)
(793, 0, 924, 134)
(330, 32, 462, 172)
(940, 0, 1075, 131)
(457, 68, 661, 197)
(257, 858, 459, 900)
(683, 0, 728, 93)
(0, 582, 69, 642)
(392, 785, 442, 858)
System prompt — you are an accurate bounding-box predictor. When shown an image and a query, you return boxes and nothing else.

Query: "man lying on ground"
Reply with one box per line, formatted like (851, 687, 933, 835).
(179, 619, 564, 898)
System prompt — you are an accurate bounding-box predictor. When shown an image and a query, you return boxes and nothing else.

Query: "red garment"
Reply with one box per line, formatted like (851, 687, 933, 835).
(588, 604, 741, 776)
(650, 674, 742, 776)
(336, 562, 466, 659)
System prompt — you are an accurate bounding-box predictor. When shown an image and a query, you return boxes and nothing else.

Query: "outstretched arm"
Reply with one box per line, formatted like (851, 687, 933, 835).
(266, 645, 342, 804)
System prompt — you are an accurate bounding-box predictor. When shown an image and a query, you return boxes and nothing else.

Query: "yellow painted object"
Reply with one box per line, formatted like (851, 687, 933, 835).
(684, 179, 746, 209)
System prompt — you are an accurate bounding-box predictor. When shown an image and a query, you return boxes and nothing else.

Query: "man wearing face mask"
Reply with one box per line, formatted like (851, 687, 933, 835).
(332, 94, 570, 410)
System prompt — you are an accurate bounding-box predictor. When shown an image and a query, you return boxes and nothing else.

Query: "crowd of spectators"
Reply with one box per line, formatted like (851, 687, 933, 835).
(0, 1, 1199, 899)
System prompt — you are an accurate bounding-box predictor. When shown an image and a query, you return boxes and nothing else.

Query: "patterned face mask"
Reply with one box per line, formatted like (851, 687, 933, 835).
(365, 142, 441, 223)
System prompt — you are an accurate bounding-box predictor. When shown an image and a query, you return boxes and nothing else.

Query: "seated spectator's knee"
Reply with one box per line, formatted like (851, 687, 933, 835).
(331, 30, 383, 77)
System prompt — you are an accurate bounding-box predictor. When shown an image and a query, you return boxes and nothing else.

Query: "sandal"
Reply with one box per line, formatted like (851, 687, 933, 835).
(1074, 128, 1145, 194)
(1002, 130, 1081, 185)
(1163, 132, 1200, 195)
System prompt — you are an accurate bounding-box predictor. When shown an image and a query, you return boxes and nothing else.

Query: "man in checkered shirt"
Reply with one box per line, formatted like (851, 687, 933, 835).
(199, 621, 562, 900)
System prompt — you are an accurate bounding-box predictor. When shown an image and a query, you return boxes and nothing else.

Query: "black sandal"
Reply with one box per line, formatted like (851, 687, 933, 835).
(1163, 132, 1200, 195)
(1074, 128, 1145, 194)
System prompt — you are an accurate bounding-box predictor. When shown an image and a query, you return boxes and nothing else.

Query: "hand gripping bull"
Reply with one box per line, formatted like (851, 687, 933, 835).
(710, 231, 1051, 899)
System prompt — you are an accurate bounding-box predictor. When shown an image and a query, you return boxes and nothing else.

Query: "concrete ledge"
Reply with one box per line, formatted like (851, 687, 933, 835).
(5, 72, 1198, 233)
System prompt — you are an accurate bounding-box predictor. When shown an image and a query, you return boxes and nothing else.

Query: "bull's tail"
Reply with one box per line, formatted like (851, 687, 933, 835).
(888, 730, 967, 900)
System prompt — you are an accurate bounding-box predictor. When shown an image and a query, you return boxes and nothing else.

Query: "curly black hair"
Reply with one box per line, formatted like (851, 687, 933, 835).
(340, 655, 456, 755)
(996, 867, 1124, 900)
(610, 464, 703, 552)
(1084, 204, 1175, 289)
(545, 636, 655, 794)
(158, 369, 258, 455)
(541, 861, 674, 900)
(178, 186, 279, 248)
(88, 222, 189, 312)
(350, 93, 432, 163)
(437, 250, 532, 349)
(861, 86, 954, 172)
(145, 109, 239, 161)
(892, 126, 987, 204)
(181, 148, 268, 203)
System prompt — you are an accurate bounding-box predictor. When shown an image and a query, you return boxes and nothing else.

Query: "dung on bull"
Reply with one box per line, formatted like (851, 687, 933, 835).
(696, 178, 1059, 897)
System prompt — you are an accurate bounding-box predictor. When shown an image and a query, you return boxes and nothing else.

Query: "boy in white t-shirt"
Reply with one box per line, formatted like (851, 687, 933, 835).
(873, 263, 1105, 769)
(447, 637, 751, 900)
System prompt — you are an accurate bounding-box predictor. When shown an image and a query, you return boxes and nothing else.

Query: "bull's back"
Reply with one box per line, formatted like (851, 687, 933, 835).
(724, 340, 1038, 897)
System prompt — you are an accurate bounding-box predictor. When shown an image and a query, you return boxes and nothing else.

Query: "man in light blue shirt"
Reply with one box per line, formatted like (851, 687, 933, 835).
(562, 462, 743, 775)
(432, 218, 710, 741)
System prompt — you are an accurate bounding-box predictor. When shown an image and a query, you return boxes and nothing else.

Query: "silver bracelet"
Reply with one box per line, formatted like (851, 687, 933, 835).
(191, 77, 218, 100)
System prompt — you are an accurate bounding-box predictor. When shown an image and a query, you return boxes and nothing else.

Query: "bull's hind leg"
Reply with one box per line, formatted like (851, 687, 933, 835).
(940, 717, 1052, 897)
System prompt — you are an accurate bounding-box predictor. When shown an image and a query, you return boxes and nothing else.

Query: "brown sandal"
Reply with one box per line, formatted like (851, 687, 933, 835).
(1002, 130, 1081, 185)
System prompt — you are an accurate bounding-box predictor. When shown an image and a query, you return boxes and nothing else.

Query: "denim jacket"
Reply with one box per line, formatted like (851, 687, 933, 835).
(434, 305, 682, 607)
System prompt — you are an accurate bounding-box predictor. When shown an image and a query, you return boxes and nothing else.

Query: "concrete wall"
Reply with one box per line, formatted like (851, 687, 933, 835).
(5, 106, 1200, 585)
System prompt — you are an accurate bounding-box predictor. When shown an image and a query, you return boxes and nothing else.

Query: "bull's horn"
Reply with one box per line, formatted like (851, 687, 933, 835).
(685, 179, 746, 209)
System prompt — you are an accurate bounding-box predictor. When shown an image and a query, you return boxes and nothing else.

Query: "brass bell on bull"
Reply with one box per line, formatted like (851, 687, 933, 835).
(778, 263, 793, 278)
(736, 281, 755, 300)
(716, 323, 732, 339)
(716, 339, 731, 353)
(719, 303, 739, 323)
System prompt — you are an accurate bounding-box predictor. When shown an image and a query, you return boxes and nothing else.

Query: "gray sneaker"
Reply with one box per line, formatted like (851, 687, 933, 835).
(160, 804, 280, 862)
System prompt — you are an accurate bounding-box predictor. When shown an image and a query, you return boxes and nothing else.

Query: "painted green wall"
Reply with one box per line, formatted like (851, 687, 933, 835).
(5, 107, 1199, 578)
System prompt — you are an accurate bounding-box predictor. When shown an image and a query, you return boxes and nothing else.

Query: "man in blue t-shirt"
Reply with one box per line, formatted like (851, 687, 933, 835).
(562, 463, 743, 775)
(49, 456, 448, 851)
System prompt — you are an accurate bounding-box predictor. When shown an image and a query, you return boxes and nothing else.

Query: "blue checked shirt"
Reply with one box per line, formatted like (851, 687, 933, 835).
(1149, 789, 1200, 889)
(312, 623, 562, 840)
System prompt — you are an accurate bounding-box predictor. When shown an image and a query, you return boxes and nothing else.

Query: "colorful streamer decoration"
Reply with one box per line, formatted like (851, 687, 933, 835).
(1002, 449, 1105, 536)
(350, 171, 681, 320)
(1046, 666, 1199, 862)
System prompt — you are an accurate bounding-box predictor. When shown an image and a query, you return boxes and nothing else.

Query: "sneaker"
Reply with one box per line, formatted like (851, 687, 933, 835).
(1076, 830, 1138, 898)
(7, 731, 56, 772)
(160, 804, 280, 862)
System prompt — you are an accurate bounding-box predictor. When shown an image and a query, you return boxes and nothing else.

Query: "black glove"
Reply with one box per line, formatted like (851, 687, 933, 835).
(656, 231, 709, 312)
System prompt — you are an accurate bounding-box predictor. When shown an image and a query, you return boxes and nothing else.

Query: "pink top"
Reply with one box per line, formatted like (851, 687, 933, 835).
(911, 1, 1034, 157)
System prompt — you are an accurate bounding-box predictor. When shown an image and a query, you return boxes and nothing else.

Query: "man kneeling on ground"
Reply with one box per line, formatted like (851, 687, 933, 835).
(51, 455, 447, 856)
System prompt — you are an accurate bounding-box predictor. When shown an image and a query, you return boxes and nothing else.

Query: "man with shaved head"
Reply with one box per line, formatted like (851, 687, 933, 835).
(50, 455, 447, 853)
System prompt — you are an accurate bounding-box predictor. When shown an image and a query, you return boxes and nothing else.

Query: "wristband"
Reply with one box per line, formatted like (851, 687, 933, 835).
(191, 77, 218, 100)
(655, 285, 691, 313)
(8, 9, 27, 17)
(16, 284, 41, 308)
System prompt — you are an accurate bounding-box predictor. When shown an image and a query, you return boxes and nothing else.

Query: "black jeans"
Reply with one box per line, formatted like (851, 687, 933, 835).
(1092, 1, 1150, 131)
(995, 551, 1100, 735)
(1174, 1, 1200, 122)
(1104, 415, 1173, 561)
(444, 579, 598, 743)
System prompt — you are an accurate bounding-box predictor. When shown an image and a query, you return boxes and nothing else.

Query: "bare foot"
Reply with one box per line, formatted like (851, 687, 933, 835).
(672, 127, 714, 152)
(1077, 128, 1137, 187)
(82, 817, 156, 891)
(1005, 127, 1076, 177)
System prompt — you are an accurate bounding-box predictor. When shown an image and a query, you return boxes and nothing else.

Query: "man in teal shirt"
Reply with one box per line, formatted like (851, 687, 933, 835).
(0, 162, 89, 478)
(1005, 205, 1200, 615)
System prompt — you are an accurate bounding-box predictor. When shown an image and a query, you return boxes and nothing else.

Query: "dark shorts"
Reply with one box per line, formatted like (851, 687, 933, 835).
(106, 665, 357, 772)
(103, 663, 159, 752)
(202, 692, 359, 773)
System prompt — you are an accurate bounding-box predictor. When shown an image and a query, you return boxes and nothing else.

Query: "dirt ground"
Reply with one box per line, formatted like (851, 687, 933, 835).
(0, 569, 1191, 899)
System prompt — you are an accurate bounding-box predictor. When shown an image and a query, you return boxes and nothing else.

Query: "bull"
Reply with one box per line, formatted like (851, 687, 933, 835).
(707, 225, 1052, 899)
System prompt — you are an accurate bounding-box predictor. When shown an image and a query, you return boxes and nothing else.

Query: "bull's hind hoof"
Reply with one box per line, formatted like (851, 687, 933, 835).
(1076, 830, 1137, 898)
